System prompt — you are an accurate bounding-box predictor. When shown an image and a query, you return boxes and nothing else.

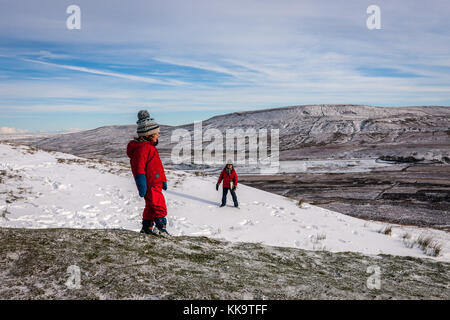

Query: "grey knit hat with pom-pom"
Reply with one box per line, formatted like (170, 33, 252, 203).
(136, 110, 160, 137)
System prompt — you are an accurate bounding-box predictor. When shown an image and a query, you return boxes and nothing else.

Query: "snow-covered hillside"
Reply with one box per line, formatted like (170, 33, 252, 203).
(1, 143, 449, 261)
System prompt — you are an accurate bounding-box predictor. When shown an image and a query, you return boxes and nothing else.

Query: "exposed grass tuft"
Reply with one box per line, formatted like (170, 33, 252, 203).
(417, 234, 442, 257)
(401, 234, 443, 257)
(379, 225, 392, 236)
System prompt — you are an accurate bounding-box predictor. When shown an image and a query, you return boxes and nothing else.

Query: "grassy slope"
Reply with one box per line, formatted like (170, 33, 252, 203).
(0, 227, 449, 300)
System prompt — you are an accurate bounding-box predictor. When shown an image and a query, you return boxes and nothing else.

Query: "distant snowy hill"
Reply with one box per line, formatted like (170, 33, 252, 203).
(168, 104, 450, 163)
(13, 125, 171, 162)
(1, 142, 448, 261)
(6, 104, 449, 164)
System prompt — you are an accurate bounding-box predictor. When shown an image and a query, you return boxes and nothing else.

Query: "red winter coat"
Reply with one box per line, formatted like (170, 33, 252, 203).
(127, 139, 167, 219)
(217, 167, 238, 188)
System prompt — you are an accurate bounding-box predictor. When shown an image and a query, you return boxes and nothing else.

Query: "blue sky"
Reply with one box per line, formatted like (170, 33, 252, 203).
(1, 0, 449, 132)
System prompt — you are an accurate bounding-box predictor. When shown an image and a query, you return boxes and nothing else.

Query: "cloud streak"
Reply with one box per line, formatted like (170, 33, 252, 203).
(22, 58, 187, 86)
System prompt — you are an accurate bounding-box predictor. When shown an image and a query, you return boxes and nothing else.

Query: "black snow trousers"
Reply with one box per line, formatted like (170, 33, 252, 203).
(222, 187, 238, 207)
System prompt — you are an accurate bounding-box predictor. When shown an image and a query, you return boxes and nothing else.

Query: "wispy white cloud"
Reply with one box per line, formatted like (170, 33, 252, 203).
(26, 50, 72, 60)
(153, 57, 247, 78)
(22, 58, 188, 86)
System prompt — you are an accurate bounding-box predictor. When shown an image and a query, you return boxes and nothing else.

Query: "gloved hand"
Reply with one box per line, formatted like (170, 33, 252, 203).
(135, 174, 147, 197)
(216, 183, 219, 191)
(162, 181, 167, 191)
(232, 185, 236, 192)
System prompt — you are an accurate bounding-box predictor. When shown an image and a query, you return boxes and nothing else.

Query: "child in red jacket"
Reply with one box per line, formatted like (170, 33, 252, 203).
(216, 160, 239, 208)
(127, 110, 169, 235)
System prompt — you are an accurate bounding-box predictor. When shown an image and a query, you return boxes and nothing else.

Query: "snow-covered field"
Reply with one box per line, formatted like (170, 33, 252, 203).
(1, 143, 449, 262)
